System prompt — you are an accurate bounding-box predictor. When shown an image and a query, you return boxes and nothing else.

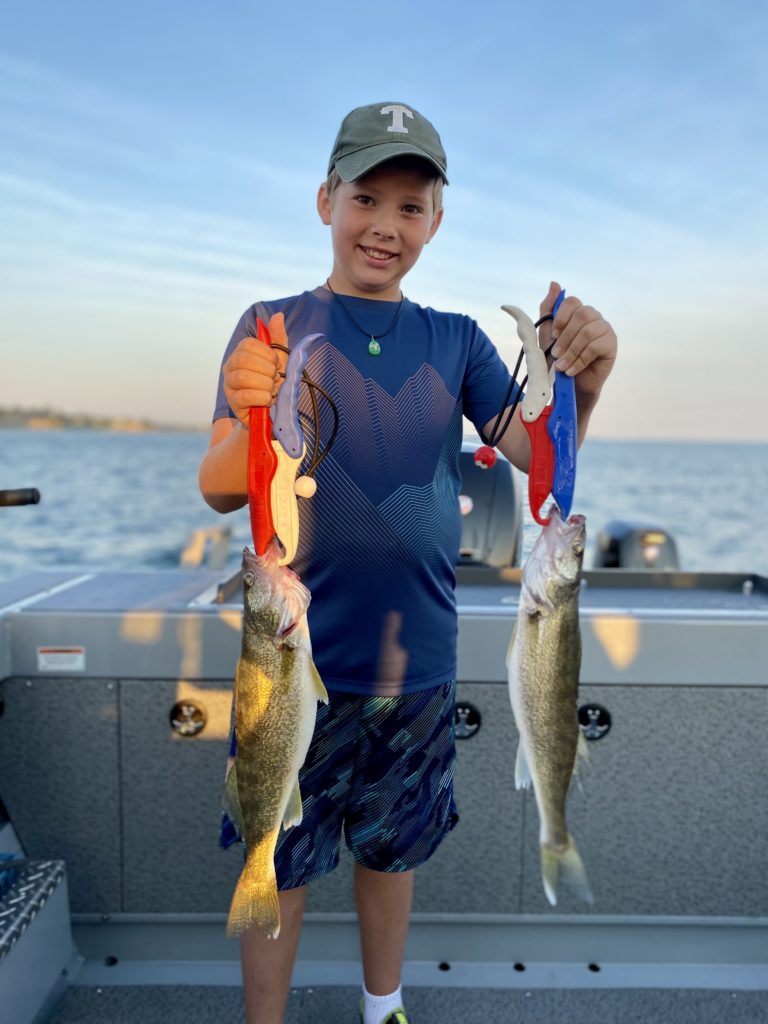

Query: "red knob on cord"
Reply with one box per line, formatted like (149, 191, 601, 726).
(473, 445, 497, 470)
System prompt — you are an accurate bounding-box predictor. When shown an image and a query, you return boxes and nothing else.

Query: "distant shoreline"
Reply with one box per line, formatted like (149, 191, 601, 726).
(0, 411, 763, 445)
(0, 408, 205, 433)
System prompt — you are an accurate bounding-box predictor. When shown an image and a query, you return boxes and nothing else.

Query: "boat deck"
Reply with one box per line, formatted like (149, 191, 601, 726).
(45, 980, 768, 1024)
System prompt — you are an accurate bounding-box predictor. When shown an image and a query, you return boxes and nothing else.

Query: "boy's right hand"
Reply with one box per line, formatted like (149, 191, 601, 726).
(222, 313, 288, 425)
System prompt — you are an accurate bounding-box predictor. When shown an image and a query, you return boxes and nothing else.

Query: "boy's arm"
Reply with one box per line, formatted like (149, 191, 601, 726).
(485, 281, 617, 473)
(199, 418, 250, 513)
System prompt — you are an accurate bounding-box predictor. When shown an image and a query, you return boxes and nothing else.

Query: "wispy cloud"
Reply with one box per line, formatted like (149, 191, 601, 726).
(0, 172, 322, 303)
(1, 5, 766, 438)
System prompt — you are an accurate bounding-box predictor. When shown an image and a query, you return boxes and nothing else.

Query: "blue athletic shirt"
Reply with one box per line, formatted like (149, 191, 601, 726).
(213, 286, 517, 696)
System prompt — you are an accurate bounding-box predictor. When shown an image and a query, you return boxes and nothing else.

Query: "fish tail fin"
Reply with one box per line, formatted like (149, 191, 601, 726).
(541, 833, 593, 907)
(226, 832, 281, 940)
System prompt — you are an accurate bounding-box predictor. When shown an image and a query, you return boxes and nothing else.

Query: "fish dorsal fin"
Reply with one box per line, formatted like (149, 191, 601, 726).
(310, 660, 329, 704)
(222, 762, 245, 840)
(572, 732, 591, 794)
(282, 779, 303, 830)
(515, 742, 533, 790)
(577, 730, 590, 765)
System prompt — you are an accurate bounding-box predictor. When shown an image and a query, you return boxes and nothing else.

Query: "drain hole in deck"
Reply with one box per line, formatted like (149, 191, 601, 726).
(513, 963, 526, 972)
(104, 956, 118, 967)
(438, 962, 451, 972)
(588, 963, 601, 972)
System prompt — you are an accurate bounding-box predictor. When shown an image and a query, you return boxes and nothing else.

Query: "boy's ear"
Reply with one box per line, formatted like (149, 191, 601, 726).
(426, 206, 444, 243)
(317, 184, 332, 226)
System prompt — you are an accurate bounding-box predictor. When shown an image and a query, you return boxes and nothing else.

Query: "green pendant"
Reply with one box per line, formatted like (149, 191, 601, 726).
(368, 337, 381, 356)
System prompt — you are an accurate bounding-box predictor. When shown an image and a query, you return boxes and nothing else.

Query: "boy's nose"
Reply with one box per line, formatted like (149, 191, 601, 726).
(372, 213, 396, 240)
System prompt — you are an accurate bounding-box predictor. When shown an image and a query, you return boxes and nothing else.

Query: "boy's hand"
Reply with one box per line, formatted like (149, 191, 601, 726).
(538, 281, 617, 399)
(222, 313, 289, 425)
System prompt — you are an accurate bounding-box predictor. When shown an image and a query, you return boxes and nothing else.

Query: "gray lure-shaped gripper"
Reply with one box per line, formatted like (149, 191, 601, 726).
(271, 333, 324, 457)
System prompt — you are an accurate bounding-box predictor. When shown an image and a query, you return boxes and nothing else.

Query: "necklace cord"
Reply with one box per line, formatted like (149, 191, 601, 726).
(325, 279, 405, 343)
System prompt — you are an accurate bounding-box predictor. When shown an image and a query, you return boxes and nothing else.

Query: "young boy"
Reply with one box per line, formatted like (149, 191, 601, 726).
(199, 101, 617, 1024)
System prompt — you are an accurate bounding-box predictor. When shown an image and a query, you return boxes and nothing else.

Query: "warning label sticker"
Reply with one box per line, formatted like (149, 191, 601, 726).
(37, 647, 86, 672)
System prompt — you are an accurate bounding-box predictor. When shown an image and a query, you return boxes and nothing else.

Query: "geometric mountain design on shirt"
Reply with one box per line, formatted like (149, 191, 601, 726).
(299, 342, 459, 500)
(295, 342, 463, 572)
(377, 404, 463, 569)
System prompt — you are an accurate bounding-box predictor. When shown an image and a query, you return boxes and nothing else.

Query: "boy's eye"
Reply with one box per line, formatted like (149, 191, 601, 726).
(403, 204, 423, 215)
(353, 194, 374, 205)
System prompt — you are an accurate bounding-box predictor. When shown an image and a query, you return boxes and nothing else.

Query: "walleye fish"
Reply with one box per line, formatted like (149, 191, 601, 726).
(223, 541, 328, 939)
(506, 505, 593, 906)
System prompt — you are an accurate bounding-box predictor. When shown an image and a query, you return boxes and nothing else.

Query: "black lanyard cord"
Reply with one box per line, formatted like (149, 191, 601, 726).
(271, 343, 340, 476)
(483, 313, 555, 449)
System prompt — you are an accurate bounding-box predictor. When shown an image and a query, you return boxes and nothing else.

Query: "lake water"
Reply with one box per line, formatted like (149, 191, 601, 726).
(0, 429, 765, 581)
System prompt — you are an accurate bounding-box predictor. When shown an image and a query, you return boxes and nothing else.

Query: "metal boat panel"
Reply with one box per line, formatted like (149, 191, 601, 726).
(518, 682, 768, 916)
(0, 678, 121, 913)
(119, 677, 241, 914)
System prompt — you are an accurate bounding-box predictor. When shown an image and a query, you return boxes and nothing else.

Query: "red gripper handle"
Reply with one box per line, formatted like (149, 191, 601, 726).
(247, 319, 278, 554)
(523, 407, 555, 526)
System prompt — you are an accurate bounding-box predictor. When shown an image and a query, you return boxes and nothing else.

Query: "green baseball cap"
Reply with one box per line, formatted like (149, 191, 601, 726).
(328, 102, 448, 184)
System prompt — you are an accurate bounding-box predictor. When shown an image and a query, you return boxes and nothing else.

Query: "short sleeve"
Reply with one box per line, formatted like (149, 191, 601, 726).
(461, 323, 520, 437)
(211, 303, 270, 422)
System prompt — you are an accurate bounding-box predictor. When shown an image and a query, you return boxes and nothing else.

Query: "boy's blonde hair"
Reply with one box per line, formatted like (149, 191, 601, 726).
(326, 157, 444, 216)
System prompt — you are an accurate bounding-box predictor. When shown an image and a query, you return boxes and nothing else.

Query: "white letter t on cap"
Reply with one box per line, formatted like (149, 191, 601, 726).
(380, 104, 414, 133)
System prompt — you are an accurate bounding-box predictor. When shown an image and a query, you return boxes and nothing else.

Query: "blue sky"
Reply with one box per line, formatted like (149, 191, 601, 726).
(1, 0, 765, 439)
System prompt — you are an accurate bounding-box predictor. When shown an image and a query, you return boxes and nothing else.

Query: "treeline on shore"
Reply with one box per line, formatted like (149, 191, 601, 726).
(0, 406, 200, 433)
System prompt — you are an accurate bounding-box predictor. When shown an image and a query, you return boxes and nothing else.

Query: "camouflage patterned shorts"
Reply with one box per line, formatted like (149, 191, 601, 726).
(220, 680, 458, 886)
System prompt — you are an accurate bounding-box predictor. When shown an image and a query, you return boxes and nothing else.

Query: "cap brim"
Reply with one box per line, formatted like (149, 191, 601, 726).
(334, 142, 448, 184)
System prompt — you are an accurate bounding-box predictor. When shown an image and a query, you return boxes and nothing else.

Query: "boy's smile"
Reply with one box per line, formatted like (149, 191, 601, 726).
(318, 160, 443, 301)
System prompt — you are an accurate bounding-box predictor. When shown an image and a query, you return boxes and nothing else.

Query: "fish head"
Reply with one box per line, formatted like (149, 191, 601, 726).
(241, 543, 311, 641)
(524, 506, 586, 613)
(548, 506, 586, 583)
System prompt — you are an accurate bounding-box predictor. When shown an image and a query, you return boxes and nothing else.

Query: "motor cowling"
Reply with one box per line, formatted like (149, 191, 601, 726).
(593, 519, 680, 570)
(458, 441, 522, 568)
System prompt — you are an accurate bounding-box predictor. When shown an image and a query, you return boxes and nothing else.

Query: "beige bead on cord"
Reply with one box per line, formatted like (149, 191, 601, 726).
(294, 476, 317, 498)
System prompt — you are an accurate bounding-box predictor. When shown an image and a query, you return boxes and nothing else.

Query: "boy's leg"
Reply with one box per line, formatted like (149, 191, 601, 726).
(240, 884, 307, 1024)
(354, 863, 413, 994)
(347, 681, 459, 1016)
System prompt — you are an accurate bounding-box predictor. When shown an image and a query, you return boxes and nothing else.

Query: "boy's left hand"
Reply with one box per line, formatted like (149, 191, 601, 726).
(538, 280, 617, 399)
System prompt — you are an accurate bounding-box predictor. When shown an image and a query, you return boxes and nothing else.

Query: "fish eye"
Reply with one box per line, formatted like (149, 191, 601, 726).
(573, 544, 584, 556)
(243, 571, 255, 587)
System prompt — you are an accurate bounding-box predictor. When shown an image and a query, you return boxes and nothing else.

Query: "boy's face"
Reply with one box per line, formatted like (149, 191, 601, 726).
(317, 160, 443, 301)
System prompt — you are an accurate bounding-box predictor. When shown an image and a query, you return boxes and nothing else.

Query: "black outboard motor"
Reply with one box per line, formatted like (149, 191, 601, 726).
(594, 519, 680, 570)
(458, 441, 522, 567)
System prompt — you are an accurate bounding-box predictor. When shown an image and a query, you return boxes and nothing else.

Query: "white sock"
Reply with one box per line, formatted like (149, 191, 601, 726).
(362, 982, 404, 1024)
